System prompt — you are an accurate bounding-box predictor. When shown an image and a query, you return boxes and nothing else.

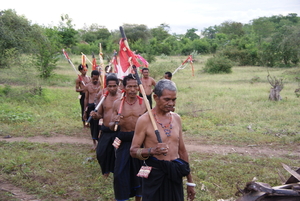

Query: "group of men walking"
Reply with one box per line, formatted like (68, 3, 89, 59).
(75, 65, 195, 201)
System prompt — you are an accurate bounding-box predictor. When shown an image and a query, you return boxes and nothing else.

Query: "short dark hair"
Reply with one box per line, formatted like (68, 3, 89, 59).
(142, 68, 149, 72)
(123, 74, 136, 87)
(106, 74, 119, 85)
(78, 64, 88, 71)
(153, 79, 177, 97)
(91, 70, 100, 77)
(165, 72, 172, 78)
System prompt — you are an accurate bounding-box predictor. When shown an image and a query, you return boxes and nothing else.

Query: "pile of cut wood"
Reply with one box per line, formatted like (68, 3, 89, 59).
(235, 163, 300, 201)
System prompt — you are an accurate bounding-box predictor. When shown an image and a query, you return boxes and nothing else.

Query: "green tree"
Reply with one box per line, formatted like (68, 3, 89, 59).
(202, 26, 218, 39)
(219, 21, 244, 39)
(58, 14, 78, 48)
(79, 24, 111, 43)
(31, 25, 60, 78)
(122, 23, 151, 43)
(185, 28, 200, 41)
(150, 23, 171, 42)
(0, 9, 33, 67)
(251, 17, 275, 44)
(191, 39, 210, 54)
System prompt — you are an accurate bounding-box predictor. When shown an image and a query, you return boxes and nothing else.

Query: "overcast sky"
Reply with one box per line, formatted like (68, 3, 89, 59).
(2, 0, 300, 34)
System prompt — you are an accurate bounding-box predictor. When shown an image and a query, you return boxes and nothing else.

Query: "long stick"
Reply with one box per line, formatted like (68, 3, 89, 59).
(282, 163, 300, 181)
(99, 43, 106, 89)
(114, 92, 125, 131)
(132, 65, 162, 143)
(119, 26, 162, 143)
(86, 90, 109, 124)
(62, 49, 86, 86)
(81, 52, 93, 65)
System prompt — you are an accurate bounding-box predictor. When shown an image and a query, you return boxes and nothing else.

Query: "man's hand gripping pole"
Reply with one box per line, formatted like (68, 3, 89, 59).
(86, 90, 109, 125)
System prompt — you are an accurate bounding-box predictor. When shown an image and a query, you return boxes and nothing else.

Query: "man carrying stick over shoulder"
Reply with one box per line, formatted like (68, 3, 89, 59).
(90, 74, 122, 177)
(130, 79, 196, 201)
(75, 64, 90, 128)
(83, 70, 101, 150)
(109, 74, 147, 201)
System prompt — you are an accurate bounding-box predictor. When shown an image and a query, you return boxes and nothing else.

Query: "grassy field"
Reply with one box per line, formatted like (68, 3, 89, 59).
(0, 54, 299, 200)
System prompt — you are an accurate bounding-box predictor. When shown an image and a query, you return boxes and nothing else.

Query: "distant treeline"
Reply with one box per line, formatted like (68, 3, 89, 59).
(1, 9, 299, 77)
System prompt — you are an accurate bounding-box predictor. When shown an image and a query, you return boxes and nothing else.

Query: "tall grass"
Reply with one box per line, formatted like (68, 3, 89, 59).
(0, 54, 299, 200)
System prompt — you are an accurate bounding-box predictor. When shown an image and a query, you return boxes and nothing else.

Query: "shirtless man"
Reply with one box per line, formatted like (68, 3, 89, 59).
(130, 79, 196, 201)
(75, 64, 90, 128)
(90, 75, 122, 177)
(83, 70, 101, 150)
(109, 74, 147, 201)
(164, 71, 172, 80)
(140, 68, 156, 108)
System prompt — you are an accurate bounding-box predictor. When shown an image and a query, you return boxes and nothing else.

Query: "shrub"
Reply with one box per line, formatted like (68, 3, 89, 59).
(203, 56, 233, 74)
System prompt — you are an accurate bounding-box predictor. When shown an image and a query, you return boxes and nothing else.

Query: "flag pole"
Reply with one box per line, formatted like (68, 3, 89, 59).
(63, 49, 86, 86)
(119, 26, 163, 143)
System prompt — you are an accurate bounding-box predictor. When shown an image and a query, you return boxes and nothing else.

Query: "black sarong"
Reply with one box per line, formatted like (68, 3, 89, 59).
(87, 103, 99, 140)
(139, 93, 153, 108)
(114, 131, 142, 201)
(96, 125, 118, 175)
(79, 92, 85, 122)
(142, 157, 190, 201)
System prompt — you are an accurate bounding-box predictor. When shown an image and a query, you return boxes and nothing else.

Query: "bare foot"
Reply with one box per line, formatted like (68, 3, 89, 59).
(103, 173, 110, 179)
(91, 144, 97, 151)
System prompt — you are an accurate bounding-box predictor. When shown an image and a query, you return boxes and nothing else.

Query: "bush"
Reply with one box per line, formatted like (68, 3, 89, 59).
(203, 56, 233, 74)
(221, 47, 258, 66)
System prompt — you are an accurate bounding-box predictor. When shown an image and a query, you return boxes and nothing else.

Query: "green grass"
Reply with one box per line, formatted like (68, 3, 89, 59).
(0, 54, 299, 200)
(0, 141, 298, 201)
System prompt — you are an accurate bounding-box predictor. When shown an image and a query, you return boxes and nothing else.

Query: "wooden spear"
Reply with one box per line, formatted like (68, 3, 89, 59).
(119, 26, 163, 143)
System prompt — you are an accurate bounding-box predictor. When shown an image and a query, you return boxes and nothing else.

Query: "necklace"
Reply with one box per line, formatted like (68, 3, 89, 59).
(91, 84, 100, 90)
(125, 97, 137, 105)
(152, 109, 172, 137)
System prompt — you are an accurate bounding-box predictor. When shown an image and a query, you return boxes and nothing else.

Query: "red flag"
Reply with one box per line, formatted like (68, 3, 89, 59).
(136, 54, 149, 67)
(119, 38, 140, 73)
(81, 54, 88, 71)
(114, 54, 130, 80)
(92, 53, 97, 71)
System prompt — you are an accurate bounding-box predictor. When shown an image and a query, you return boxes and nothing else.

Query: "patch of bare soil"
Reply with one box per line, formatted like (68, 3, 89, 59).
(0, 177, 40, 201)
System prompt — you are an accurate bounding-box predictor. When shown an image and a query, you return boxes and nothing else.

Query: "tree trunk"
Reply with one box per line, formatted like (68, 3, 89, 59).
(269, 85, 282, 101)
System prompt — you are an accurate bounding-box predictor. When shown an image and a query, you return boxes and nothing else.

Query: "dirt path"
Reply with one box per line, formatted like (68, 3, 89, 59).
(1, 134, 299, 157)
(0, 178, 40, 201)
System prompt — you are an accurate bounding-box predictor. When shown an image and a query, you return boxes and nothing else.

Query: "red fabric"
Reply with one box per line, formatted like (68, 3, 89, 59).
(81, 55, 87, 71)
(137, 95, 143, 105)
(113, 56, 119, 73)
(119, 38, 140, 73)
(92, 55, 97, 71)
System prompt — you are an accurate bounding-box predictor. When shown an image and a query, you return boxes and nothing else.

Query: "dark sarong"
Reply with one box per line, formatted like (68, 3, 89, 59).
(139, 93, 152, 108)
(114, 131, 142, 201)
(79, 92, 85, 122)
(96, 125, 118, 175)
(142, 157, 190, 201)
(87, 103, 99, 140)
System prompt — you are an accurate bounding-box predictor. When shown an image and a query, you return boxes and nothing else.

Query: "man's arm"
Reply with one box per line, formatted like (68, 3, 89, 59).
(108, 99, 120, 131)
(131, 113, 168, 158)
(75, 79, 83, 93)
(151, 77, 156, 87)
(130, 115, 147, 158)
